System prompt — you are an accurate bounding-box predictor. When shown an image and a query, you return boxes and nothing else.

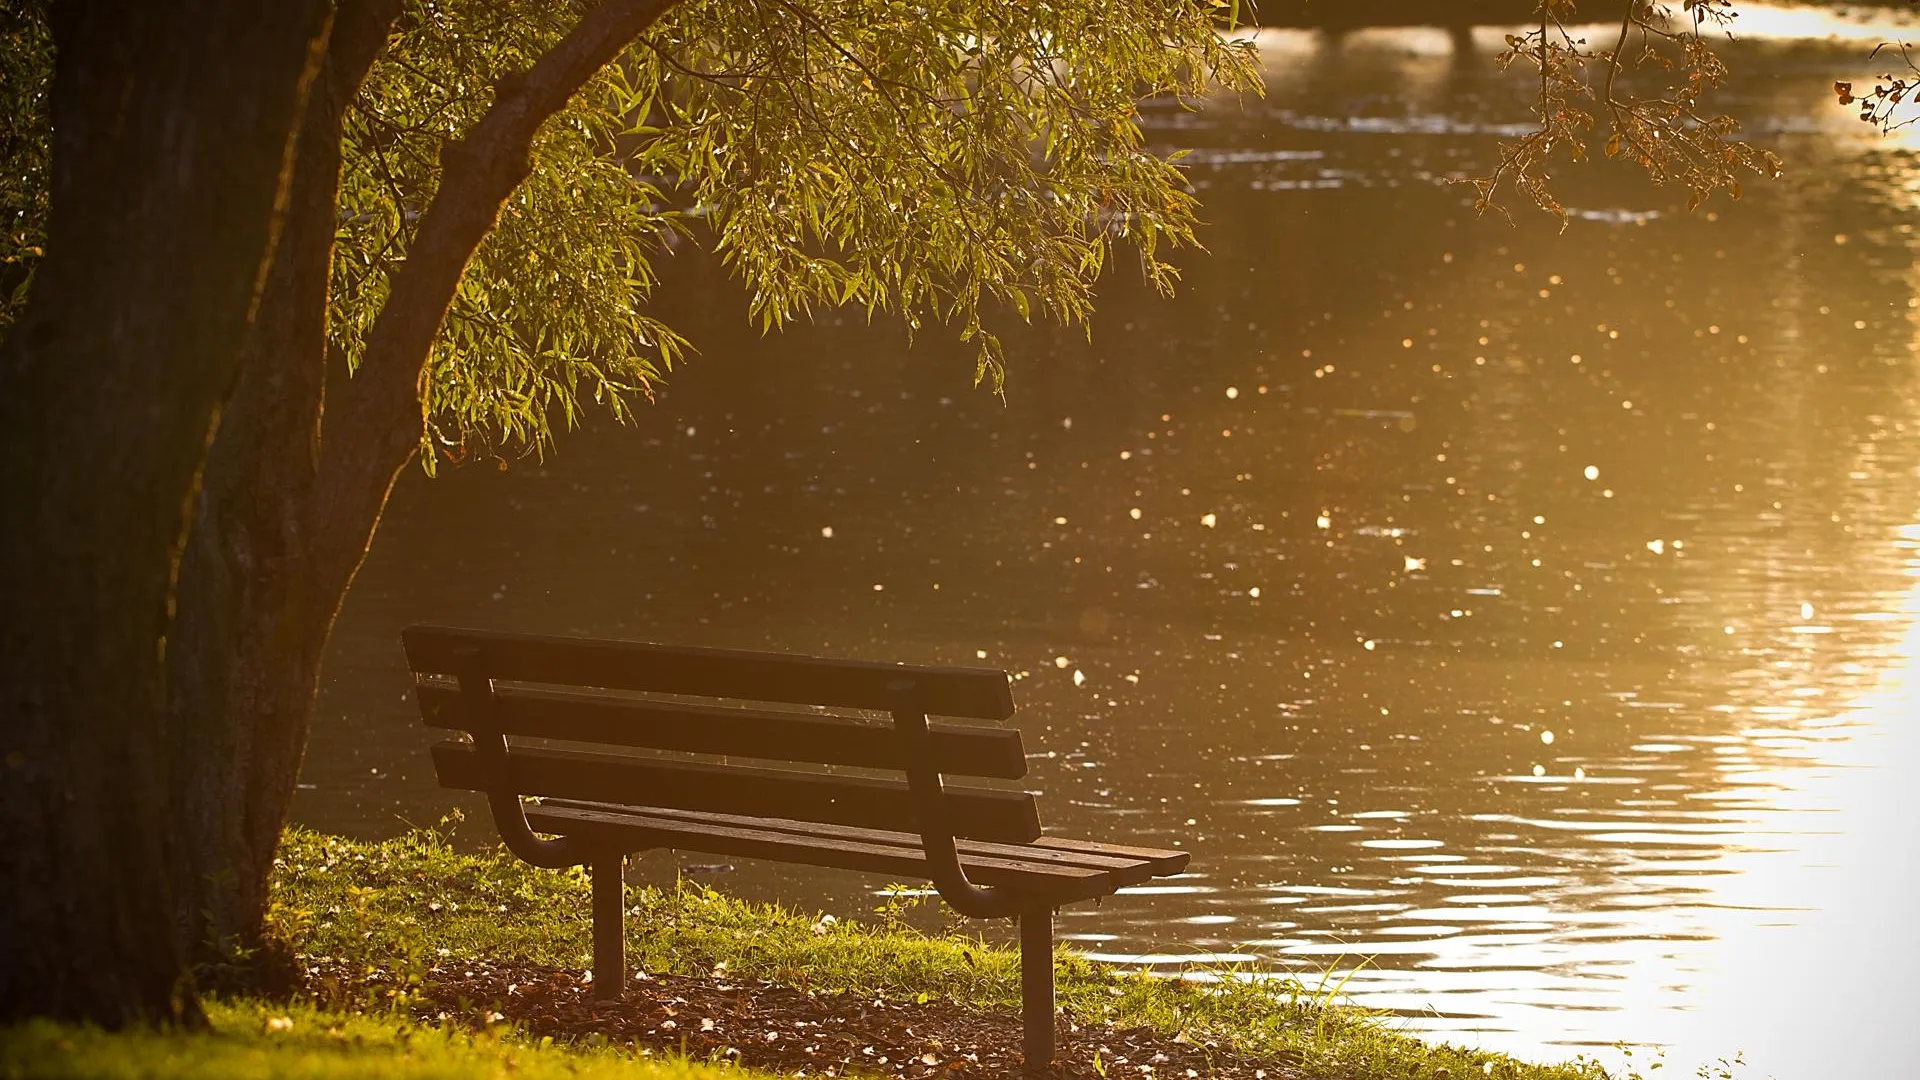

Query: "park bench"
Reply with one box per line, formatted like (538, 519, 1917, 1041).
(403, 624, 1189, 1071)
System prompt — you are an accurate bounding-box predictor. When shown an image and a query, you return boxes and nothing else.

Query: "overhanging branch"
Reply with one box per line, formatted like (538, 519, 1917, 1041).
(319, 0, 680, 505)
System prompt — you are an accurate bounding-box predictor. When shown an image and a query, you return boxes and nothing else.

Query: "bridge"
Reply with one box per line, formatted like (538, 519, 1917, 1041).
(1250, 0, 1904, 30)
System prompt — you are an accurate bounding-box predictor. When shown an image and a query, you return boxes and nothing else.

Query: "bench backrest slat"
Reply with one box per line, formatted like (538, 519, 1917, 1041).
(414, 678, 1027, 779)
(403, 626, 1015, 719)
(430, 741, 1042, 842)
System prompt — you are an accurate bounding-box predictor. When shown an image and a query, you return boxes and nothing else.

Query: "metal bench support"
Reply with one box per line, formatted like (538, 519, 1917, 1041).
(592, 852, 625, 999)
(1021, 904, 1055, 1074)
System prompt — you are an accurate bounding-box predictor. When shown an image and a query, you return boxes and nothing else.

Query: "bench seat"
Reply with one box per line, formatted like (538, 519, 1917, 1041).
(523, 800, 1188, 905)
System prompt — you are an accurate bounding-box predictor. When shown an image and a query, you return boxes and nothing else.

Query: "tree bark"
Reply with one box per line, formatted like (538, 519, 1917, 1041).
(160, 0, 679, 980)
(0, 0, 332, 1025)
(167, 0, 400, 980)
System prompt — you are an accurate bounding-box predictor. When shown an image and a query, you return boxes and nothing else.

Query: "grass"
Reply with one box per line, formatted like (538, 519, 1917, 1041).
(260, 824, 1621, 1080)
(0, 997, 734, 1080)
(3, 823, 1675, 1080)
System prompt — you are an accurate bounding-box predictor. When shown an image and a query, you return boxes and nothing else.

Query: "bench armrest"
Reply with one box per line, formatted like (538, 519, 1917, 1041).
(457, 651, 597, 870)
(888, 680, 1025, 919)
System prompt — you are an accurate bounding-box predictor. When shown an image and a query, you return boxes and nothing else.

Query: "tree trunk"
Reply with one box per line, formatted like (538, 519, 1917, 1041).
(160, 0, 678, 980)
(0, 1, 331, 1026)
(167, 0, 399, 981)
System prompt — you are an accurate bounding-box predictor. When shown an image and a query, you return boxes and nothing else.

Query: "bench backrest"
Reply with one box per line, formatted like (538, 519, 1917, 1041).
(404, 625, 1040, 842)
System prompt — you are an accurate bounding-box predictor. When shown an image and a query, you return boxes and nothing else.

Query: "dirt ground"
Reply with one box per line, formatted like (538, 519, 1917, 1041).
(404, 960, 1306, 1079)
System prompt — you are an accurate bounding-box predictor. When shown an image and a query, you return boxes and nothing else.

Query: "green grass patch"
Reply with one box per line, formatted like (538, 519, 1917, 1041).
(0, 998, 736, 1080)
(268, 825, 1624, 1080)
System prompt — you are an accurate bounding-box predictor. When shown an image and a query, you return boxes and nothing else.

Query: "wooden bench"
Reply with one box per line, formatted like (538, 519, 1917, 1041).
(403, 625, 1189, 1072)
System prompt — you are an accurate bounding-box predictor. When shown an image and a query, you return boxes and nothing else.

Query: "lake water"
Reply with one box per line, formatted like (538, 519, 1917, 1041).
(300, 10, 1920, 1078)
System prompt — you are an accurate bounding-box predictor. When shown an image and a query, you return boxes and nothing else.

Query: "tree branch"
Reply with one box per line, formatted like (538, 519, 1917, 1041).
(317, 0, 679, 511)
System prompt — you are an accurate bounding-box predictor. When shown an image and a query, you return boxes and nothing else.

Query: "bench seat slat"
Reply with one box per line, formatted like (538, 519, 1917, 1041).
(404, 625, 1015, 719)
(431, 742, 1042, 842)
(415, 679, 1027, 779)
(522, 803, 1154, 904)
(540, 801, 1186, 878)
(1027, 837, 1190, 875)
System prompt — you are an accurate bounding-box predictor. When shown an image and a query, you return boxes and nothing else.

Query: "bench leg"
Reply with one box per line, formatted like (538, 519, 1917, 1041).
(1019, 904, 1055, 1075)
(591, 853, 625, 999)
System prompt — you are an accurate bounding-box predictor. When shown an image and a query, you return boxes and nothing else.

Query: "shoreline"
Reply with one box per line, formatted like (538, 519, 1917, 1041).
(0, 826, 1700, 1079)
(259, 826, 1632, 1079)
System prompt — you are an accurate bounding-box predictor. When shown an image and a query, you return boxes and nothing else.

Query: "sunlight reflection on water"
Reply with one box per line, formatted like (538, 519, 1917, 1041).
(1640, 574, 1920, 1078)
